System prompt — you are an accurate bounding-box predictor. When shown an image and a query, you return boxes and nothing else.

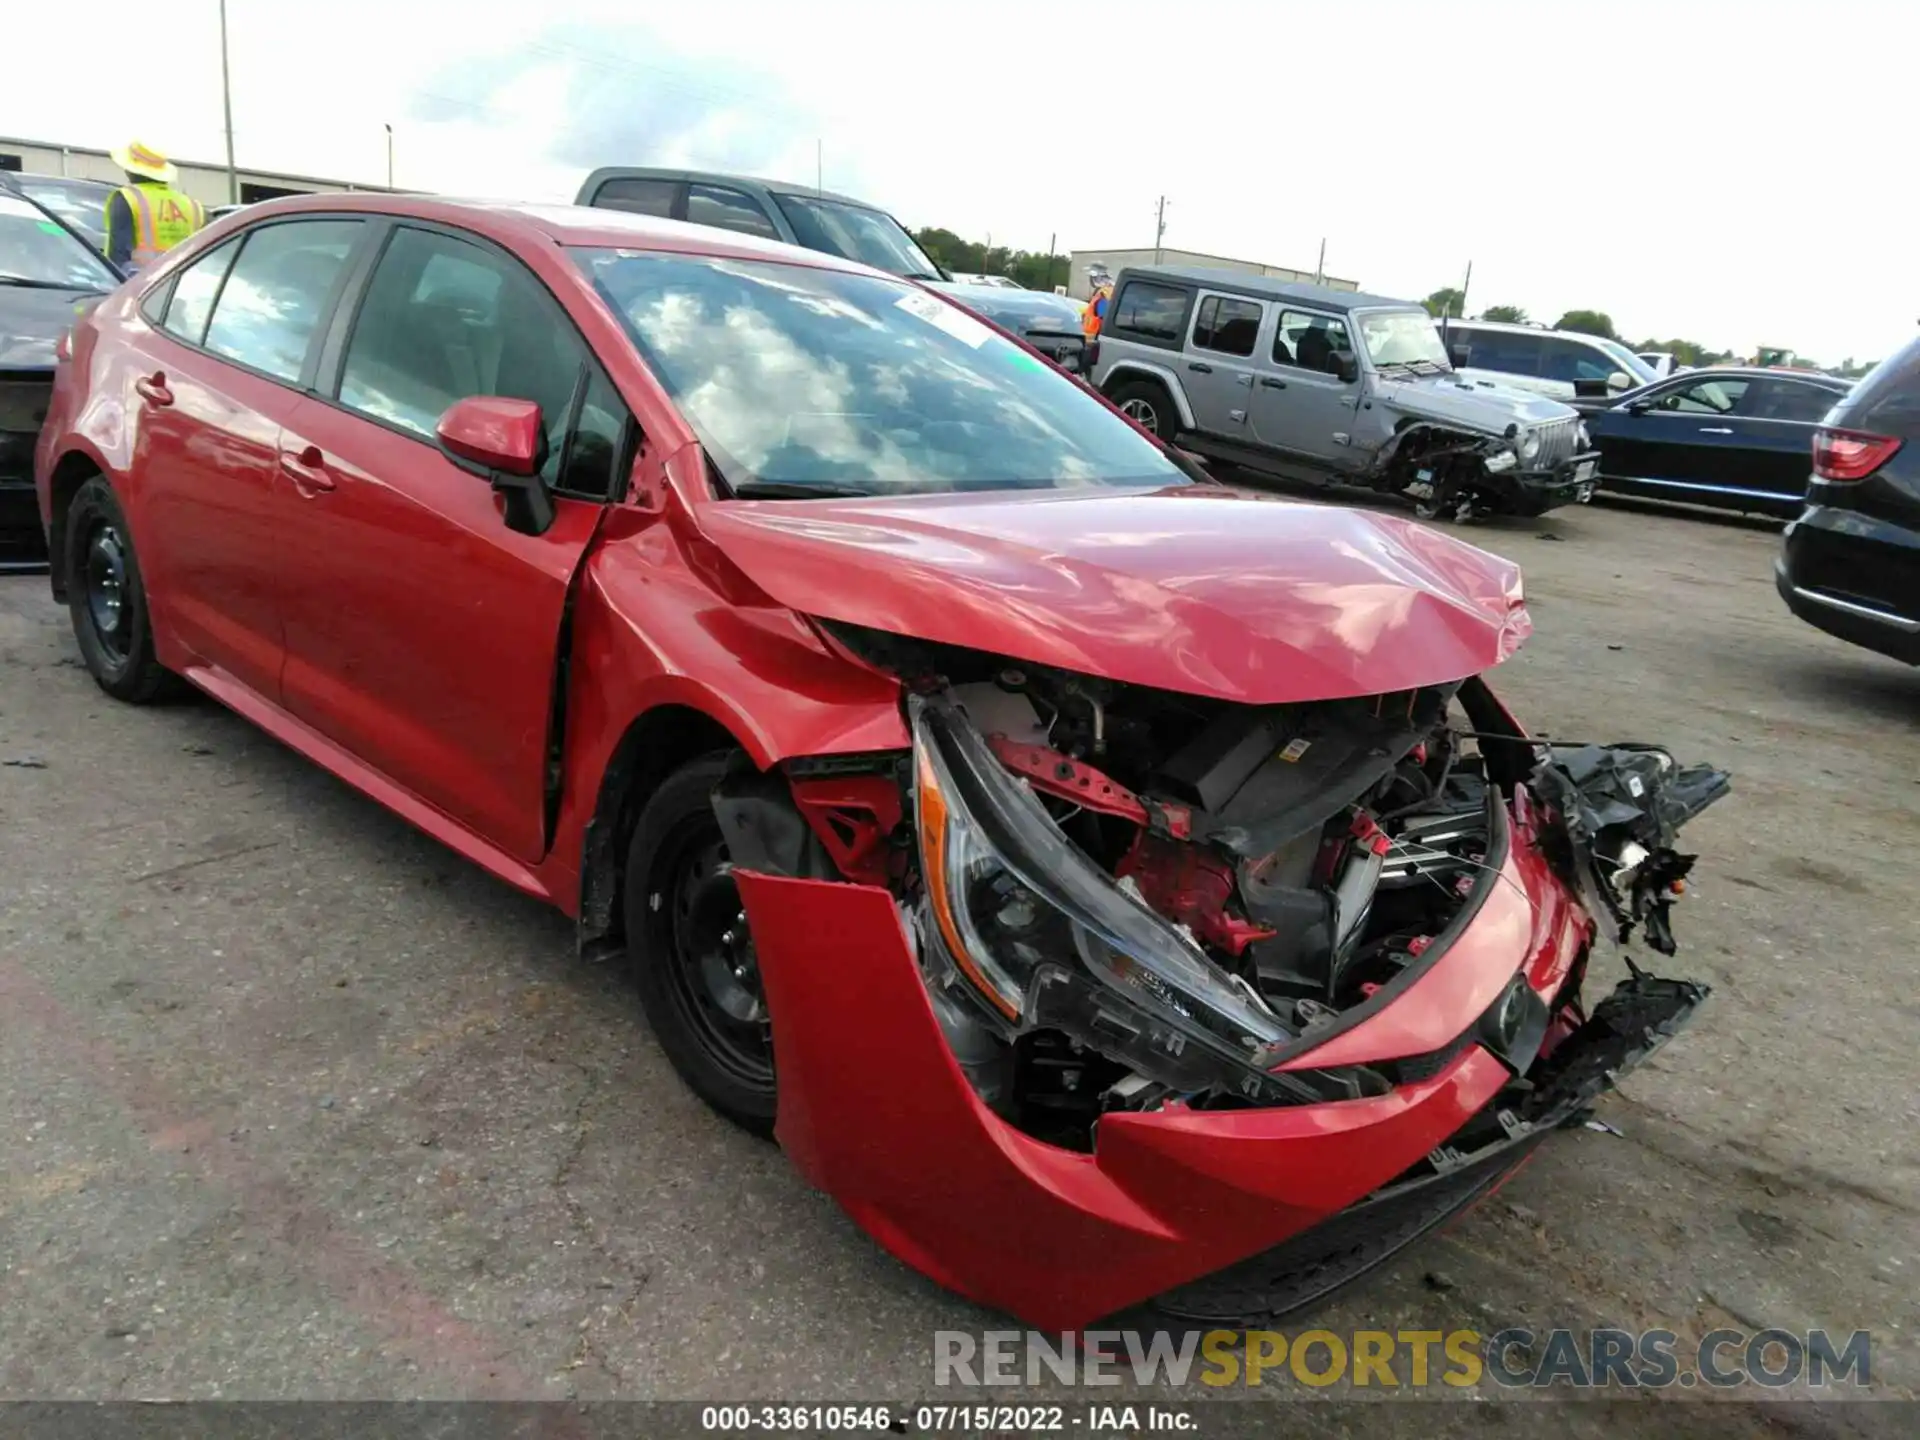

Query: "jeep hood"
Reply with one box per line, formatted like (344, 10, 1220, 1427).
(1375, 373, 1577, 435)
(693, 486, 1529, 704)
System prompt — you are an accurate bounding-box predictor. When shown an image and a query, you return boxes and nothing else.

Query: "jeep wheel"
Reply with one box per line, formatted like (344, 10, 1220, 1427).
(1108, 380, 1174, 438)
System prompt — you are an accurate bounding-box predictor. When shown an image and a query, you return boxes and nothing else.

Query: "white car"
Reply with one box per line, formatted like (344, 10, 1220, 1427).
(1438, 318, 1660, 401)
(947, 272, 1026, 289)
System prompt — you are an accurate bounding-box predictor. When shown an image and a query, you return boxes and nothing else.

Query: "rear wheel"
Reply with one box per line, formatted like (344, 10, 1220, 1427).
(624, 754, 777, 1137)
(64, 477, 181, 703)
(1107, 379, 1177, 439)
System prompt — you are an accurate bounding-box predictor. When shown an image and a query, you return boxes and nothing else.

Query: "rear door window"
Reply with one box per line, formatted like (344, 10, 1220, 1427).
(156, 236, 239, 343)
(1108, 281, 1189, 344)
(1742, 379, 1840, 423)
(685, 184, 778, 239)
(202, 220, 363, 382)
(592, 177, 680, 218)
(1460, 330, 1543, 376)
(1190, 294, 1262, 357)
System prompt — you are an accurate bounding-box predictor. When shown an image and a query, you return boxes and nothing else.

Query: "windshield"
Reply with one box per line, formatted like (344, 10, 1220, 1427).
(770, 194, 944, 281)
(0, 193, 118, 290)
(575, 249, 1187, 497)
(12, 177, 109, 246)
(1359, 309, 1452, 369)
(1594, 337, 1657, 385)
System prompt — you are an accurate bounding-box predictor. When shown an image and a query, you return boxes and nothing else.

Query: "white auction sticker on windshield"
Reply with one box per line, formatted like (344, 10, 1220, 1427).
(895, 290, 993, 348)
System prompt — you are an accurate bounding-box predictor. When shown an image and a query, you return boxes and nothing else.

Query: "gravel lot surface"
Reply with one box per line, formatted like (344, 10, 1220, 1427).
(1, 493, 1913, 1435)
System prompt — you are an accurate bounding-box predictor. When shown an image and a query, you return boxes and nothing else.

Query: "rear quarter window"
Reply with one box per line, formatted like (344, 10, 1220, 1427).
(1843, 338, 1920, 434)
(1108, 281, 1191, 346)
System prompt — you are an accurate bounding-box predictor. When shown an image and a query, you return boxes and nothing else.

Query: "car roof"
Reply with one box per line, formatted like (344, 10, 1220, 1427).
(1658, 366, 1849, 387)
(220, 192, 887, 277)
(7, 171, 114, 192)
(1115, 265, 1413, 314)
(577, 166, 888, 211)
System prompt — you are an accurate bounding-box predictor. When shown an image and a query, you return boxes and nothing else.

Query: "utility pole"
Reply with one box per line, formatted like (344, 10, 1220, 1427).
(384, 123, 394, 190)
(1153, 195, 1168, 265)
(1046, 231, 1057, 292)
(1458, 260, 1473, 319)
(1313, 237, 1326, 286)
(815, 139, 823, 195)
(218, 0, 239, 203)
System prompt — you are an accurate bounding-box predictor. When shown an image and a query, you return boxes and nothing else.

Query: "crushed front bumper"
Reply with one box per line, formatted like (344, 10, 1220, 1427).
(1501, 450, 1603, 516)
(735, 802, 1702, 1329)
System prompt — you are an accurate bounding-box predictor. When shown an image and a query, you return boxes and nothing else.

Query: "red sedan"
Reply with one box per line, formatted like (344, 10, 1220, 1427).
(33, 194, 1726, 1328)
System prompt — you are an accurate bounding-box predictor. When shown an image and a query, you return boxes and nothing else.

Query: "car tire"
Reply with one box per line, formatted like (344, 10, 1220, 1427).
(1108, 379, 1177, 439)
(64, 477, 182, 704)
(623, 752, 777, 1138)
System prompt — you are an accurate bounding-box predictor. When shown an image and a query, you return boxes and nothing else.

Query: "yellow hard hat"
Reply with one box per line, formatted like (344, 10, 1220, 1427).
(110, 140, 178, 184)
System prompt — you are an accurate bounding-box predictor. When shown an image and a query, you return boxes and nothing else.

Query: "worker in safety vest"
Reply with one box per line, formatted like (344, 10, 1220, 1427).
(1082, 275, 1114, 340)
(103, 141, 205, 273)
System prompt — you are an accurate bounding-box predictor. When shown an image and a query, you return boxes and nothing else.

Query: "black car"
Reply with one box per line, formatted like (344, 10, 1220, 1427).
(1, 187, 121, 569)
(0, 172, 116, 255)
(1578, 367, 1852, 517)
(934, 283, 1089, 374)
(1777, 338, 1920, 664)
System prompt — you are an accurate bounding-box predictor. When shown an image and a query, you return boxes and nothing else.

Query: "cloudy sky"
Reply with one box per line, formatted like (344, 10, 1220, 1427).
(5, 0, 1910, 362)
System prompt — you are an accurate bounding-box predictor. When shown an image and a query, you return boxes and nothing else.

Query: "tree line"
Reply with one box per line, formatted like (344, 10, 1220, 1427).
(913, 227, 1069, 292)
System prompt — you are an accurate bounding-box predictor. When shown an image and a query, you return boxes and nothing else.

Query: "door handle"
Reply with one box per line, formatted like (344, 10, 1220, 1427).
(1187, 361, 1213, 374)
(280, 444, 337, 496)
(1259, 376, 1288, 390)
(1698, 426, 1734, 434)
(134, 372, 173, 407)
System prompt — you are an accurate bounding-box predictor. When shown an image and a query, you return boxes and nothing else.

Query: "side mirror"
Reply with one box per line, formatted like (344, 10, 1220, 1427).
(1331, 348, 1359, 384)
(1572, 377, 1612, 400)
(1625, 399, 1654, 416)
(437, 396, 554, 536)
(1607, 370, 1633, 391)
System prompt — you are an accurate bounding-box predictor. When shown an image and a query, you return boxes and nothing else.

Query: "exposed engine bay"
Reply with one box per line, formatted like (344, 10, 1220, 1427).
(742, 621, 1729, 1154)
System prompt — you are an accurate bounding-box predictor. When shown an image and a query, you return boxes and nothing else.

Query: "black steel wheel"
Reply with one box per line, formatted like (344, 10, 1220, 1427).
(63, 476, 180, 703)
(625, 753, 777, 1136)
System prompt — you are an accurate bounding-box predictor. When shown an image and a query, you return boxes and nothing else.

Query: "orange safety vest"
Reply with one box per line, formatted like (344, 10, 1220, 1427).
(1083, 286, 1110, 338)
(114, 183, 205, 269)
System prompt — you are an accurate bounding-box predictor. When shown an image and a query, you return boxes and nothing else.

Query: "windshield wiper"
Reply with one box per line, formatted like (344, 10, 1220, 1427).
(727, 480, 880, 500)
(0, 275, 104, 291)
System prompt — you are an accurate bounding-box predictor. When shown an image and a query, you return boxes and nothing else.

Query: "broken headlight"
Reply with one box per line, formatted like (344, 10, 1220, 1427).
(911, 694, 1324, 1105)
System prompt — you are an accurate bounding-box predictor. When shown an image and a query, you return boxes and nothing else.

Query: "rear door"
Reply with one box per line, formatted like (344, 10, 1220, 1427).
(1247, 307, 1364, 467)
(1734, 378, 1844, 504)
(1179, 291, 1264, 436)
(272, 222, 632, 863)
(125, 217, 368, 699)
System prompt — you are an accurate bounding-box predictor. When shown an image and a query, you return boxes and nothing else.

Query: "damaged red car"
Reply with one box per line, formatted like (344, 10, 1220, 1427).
(34, 195, 1728, 1329)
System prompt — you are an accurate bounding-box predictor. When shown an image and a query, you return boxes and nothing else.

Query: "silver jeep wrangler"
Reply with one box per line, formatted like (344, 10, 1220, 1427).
(1089, 266, 1600, 520)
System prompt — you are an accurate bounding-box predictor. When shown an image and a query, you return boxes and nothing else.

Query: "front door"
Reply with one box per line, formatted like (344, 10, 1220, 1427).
(1247, 307, 1364, 469)
(272, 223, 628, 863)
(1602, 374, 1754, 496)
(1179, 291, 1264, 437)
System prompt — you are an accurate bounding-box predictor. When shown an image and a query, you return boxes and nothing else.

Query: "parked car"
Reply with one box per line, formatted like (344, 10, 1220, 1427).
(0, 171, 116, 254)
(1, 186, 121, 568)
(1441, 318, 1659, 401)
(1777, 335, 1920, 663)
(36, 193, 1724, 1328)
(573, 168, 1087, 371)
(948, 272, 1026, 290)
(1637, 351, 1677, 379)
(923, 282, 1092, 373)
(1090, 266, 1601, 520)
(1577, 368, 1853, 517)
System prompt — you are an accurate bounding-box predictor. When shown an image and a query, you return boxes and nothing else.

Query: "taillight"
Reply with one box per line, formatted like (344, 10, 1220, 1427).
(1812, 426, 1901, 482)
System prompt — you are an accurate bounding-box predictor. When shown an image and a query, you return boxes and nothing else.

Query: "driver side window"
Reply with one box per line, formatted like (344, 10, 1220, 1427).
(1653, 378, 1749, 415)
(335, 227, 631, 497)
(1273, 309, 1352, 375)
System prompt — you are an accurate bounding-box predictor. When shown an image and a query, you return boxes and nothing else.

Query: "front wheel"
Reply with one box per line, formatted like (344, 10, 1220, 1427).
(1107, 379, 1176, 439)
(624, 754, 777, 1137)
(63, 477, 181, 703)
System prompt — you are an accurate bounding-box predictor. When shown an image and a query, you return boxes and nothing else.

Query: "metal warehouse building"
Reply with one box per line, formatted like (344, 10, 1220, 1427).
(0, 135, 395, 208)
(1068, 246, 1360, 300)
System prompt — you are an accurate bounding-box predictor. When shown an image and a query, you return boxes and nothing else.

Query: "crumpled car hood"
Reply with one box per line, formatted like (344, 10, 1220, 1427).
(1374, 373, 1578, 435)
(693, 486, 1530, 704)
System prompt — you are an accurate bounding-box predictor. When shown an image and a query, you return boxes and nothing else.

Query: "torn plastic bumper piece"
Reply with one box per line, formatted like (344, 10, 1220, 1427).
(731, 813, 1627, 1330)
